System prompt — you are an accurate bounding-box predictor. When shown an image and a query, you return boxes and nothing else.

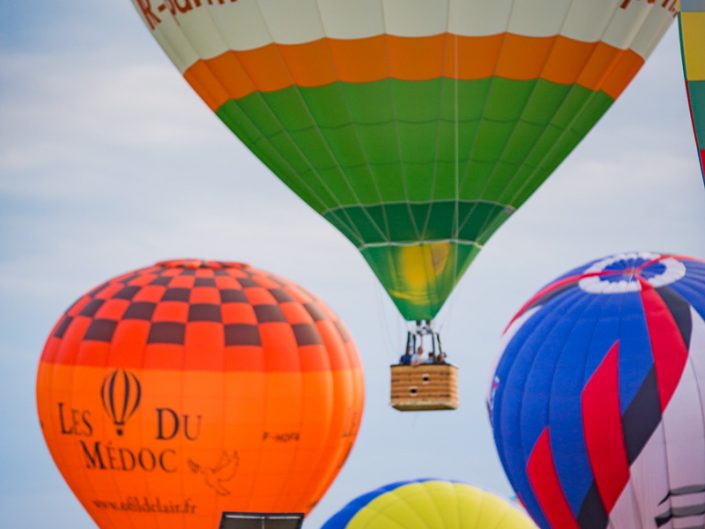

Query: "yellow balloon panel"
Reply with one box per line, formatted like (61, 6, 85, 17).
(324, 481, 537, 529)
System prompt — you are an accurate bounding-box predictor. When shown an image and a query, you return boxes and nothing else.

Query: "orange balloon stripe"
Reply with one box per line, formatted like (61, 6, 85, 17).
(185, 33, 644, 112)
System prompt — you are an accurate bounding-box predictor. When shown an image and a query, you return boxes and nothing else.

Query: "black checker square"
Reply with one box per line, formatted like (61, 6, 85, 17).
(54, 316, 74, 338)
(123, 302, 157, 321)
(292, 323, 322, 346)
(84, 319, 118, 342)
(237, 277, 258, 288)
(189, 304, 222, 322)
(269, 289, 294, 303)
(150, 276, 172, 286)
(220, 289, 248, 303)
(148, 322, 186, 345)
(162, 288, 191, 302)
(254, 304, 286, 323)
(303, 303, 325, 321)
(180, 268, 196, 276)
(224, 324, 261, 346)
(113, 285, 141, 300)
(195, 277, 216, 287)
(79, 298, 105, 317)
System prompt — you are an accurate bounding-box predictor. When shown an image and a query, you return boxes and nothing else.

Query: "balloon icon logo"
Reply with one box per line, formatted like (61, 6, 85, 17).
(100, 369, 141, 436)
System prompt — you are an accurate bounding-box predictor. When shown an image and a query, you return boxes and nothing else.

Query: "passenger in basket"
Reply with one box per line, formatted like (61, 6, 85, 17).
(411, 344, 425, 365)
(399, 346, 412, 365)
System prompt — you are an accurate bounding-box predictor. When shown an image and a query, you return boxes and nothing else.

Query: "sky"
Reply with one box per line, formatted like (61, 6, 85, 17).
(2, 2, 705, 528)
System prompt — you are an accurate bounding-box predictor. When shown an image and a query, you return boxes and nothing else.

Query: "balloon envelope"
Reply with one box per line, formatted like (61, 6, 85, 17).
(322, 479, 537, 529)
(679, 0, 705, 182)
(131, 0, 675, 321)
(36, 259, 364, 529)
(488, 252, 705, 529)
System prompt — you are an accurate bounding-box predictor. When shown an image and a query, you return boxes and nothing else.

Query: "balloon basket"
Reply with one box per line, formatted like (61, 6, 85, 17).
(219, 513, 304, 529)
(389, 364, 459, 411)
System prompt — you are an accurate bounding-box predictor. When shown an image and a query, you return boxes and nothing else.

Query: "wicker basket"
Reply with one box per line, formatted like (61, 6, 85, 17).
(389, 364, 458, 411)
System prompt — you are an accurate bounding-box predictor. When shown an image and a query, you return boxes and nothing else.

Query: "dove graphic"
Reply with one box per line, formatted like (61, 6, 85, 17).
(188, 452, 240, 496)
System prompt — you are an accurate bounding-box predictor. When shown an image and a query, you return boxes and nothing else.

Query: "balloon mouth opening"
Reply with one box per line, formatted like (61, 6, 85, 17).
(155, 259, 250, 271)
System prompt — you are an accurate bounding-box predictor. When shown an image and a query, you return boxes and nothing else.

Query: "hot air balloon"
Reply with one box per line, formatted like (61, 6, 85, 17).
(679, 0, 705, 181)
(36, 259, 364, 529)
(487, 252, 705, 529)
(131, 1, 675, 329)
(321, 479, 537, 529)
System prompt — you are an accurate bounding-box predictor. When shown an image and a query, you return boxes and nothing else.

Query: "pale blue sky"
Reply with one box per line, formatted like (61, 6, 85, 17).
(2, 3, 705, 528)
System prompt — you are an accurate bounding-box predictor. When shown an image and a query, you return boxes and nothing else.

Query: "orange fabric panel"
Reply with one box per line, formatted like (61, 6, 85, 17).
(183, 60, 233, 112)
(191, 286, 221, 304)
(495, 34, 555, 80)
(236, 45, 294, 93)
(110, 321, 151, 365)
(542, 37, 597, 85)
(94, 298, 129, 320)
(577, 42, 644, 99)
(144, 343, 186, 370)
(57, 317, 91, 365)
(184, 34, 644, 111)
(133, 285, 166, 302)
(224, 345, 266, 371)
(600, 49, 645, 99)
(184, 323, 226, 370)
(153, 300, 189, 321)
(280, 40, 340, 87)
(37, 364, 364, 528)
(388, 35, 445, 80)
(244, 287, 278, 305)
(221, 303, 257, 324)
(330, 35, 389, 82)
(444, 33, 504, 79)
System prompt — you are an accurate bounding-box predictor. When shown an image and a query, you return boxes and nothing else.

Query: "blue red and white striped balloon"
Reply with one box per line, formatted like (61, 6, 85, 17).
(487, 252, 705, 529)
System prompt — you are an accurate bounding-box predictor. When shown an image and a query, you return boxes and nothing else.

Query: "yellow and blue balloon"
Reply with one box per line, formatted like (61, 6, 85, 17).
(322, 479, 536, 529)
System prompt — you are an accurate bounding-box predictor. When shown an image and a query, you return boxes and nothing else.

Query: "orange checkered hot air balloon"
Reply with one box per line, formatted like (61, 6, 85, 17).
(36, 259, 364, 529)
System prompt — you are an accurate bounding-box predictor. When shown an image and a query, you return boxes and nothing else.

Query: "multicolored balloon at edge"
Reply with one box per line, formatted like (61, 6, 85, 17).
(488, 252, 705, 529)
(130, 0, 675, 323)
(679, 0, 705, 182)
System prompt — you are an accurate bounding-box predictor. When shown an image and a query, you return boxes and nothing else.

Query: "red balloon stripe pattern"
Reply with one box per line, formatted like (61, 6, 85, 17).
(488, 252, 705, 529)
(42, 259, 355, 373)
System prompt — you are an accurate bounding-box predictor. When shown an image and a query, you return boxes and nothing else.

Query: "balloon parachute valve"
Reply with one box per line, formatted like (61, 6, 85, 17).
(219, 513, 304, 529)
